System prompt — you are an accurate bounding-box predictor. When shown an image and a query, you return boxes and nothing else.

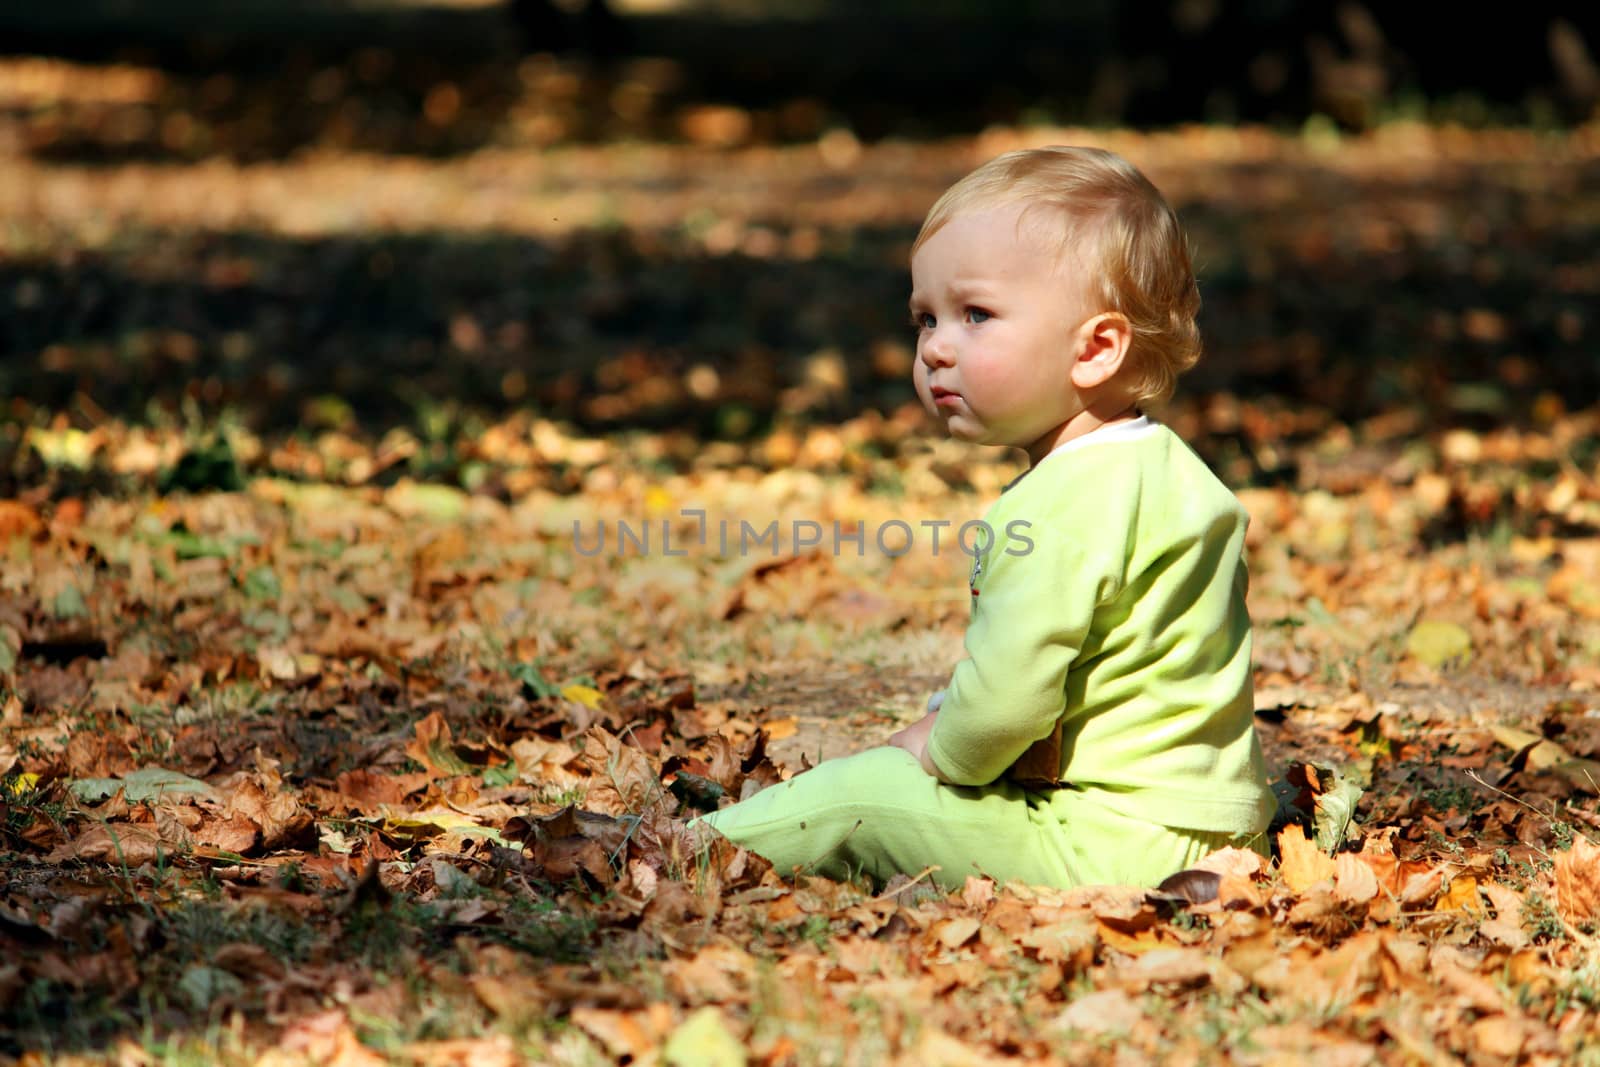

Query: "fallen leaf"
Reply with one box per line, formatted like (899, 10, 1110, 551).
(1479, 882, 1530, 949)
(1194, 847, 1264, 880)
(1434, 874, 1484, 915)
(1400, 867, 1445, 907)
(1555, 834, 1600, 925)
(571, 1006, 672, 1062)
(1469, 1016, 1526, 1059)
(1057, 988, 1144, 1037)
(277, 1010, 386, 1067)
(405, 711, 475, 779)
(69, 766, 217, 805)
(1333, 853, 1379, 905)
(1407, 619, 1472, 667)
(1110, 947, 1214, 991)
(1277, 824, 1337, 893)
(561, 684, 606, 710)
(930, 916, 980, 950)
(47, 823, 163, 866)
(662, 1006, 746, 1067)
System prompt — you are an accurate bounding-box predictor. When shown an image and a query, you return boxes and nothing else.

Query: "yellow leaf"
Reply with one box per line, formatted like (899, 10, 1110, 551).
(662, 1007, 746, 1067)
(384, 480, 468, 521)
(4, 772, 39, 797)
(644, 486, 674, 515)
(1489, 725, 1570, 772)
(561, 684, 606, 710)
(382, 808, 505, 843)
(1406, 620, 1471, 667)
(26, 427, 97, 470)
(762, 716, 798, 741)
(1435, 874, 1484, 915)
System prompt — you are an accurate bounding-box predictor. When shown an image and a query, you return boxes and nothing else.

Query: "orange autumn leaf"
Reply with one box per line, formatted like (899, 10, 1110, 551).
(1277, 824, 1336, 893)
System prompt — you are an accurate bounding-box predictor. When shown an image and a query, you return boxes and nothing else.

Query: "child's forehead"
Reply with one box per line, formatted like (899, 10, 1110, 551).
(915, 202, 1088, 274)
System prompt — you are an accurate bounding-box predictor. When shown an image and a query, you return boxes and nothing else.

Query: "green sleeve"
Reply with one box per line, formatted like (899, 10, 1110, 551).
(927, 493, 1123, 786)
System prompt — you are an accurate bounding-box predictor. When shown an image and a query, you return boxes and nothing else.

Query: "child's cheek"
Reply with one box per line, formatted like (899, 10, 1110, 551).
(912, 359, 935, 412)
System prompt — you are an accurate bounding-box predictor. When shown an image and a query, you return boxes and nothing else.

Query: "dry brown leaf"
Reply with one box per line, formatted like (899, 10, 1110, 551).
(930, 916, 981, 950)
(579, 726, 660, 817)
(1193, 846, 1264, 880)
(1215, 874, 1266, 911)
(1469, 1016, 1527, 1059)
(571, 1005, 673, 1061)
(469, 967, 548, 1025)
(664, 944, 757, 1004)
(398, 1036, 518, 1067)
(1333, 853, 1379, 905)
(276, 1010, 387, 1067)
(334, 768, 411, 812)
(959, 876, 995, 911)
(0, 501, 42, 541)
(1097, 920, 1164, 955)
(1479, 882, 1531, 949)
(1056, 988, 1144, 1037)
(1110, 947, 1213, 991)
(907, 1028, 990, 1067)
(1400, 866, 1446, 907)
(194, 813, 260, 855)
(46, 823, 163, 867)
(1555, 834, 1600, 925)
(1430, 944, 1506, 1014)
(225, 776, 312, 850)
(1016, 912, 1097, 968)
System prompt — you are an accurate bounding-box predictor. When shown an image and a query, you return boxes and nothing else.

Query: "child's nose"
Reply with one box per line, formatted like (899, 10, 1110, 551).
(921, 330, 956, 367)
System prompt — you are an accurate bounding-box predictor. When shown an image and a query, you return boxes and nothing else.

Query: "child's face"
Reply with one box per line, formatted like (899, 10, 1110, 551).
(909, 204, 1094, 465)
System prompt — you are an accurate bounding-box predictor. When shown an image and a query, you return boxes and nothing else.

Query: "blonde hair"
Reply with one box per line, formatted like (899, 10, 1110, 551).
(913, 146, 1201, 407)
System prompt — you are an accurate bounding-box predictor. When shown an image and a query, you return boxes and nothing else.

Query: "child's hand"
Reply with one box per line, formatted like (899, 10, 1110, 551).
(889, 711, 944, 779)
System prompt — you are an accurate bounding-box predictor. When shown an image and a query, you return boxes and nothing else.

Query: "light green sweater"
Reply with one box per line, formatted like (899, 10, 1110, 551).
(927, 417, 1275, 835)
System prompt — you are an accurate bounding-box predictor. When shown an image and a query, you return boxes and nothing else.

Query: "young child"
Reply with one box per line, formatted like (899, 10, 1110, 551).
(695, 146, 1274, 889)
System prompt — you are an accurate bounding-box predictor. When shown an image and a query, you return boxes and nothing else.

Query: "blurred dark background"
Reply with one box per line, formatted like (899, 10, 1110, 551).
(3, 1, 1599, 494)
(7, 0, 1600, 156)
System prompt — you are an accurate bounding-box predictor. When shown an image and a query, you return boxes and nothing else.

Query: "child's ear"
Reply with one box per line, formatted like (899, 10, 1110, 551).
(1069, 312, 1133, 390)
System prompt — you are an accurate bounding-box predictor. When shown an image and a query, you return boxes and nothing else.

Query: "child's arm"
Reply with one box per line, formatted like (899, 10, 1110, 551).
(924, 520, 1116, 787)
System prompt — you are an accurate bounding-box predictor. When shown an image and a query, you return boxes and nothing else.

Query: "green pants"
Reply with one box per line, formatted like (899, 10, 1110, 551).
(696, 746, 1254, 890)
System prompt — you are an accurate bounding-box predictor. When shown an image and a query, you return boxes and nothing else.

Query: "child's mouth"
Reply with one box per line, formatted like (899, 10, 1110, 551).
(931, 387, 963, 408)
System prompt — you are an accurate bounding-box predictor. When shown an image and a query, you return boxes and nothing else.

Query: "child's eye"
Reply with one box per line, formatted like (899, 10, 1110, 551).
(911, 312, 936, 331)
(965, 307, 992, 324)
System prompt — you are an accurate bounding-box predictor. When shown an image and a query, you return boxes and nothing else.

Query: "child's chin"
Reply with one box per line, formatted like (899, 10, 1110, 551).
(945, 422, 999, 447)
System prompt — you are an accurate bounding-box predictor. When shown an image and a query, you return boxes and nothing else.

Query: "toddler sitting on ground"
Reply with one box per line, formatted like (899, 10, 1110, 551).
(697, 145, 1274, 889)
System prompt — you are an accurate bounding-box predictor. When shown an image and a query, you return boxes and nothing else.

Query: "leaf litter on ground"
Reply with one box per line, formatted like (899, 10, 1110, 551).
(3, 117, 1600, 1065)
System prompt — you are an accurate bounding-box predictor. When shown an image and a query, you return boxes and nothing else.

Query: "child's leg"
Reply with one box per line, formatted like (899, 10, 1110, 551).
(694, 747, 1264, 890)
(1048, 790, 1270, 888)
(693, 746, 1077, 889)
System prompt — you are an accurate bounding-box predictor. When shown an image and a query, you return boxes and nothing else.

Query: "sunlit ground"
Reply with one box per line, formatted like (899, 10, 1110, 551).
(4, 49, 1600, 1067)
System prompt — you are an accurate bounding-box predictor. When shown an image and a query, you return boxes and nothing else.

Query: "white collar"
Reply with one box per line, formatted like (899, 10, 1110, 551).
(1031, 414, 1157, 469)
(1001, 415, 1158, 492)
